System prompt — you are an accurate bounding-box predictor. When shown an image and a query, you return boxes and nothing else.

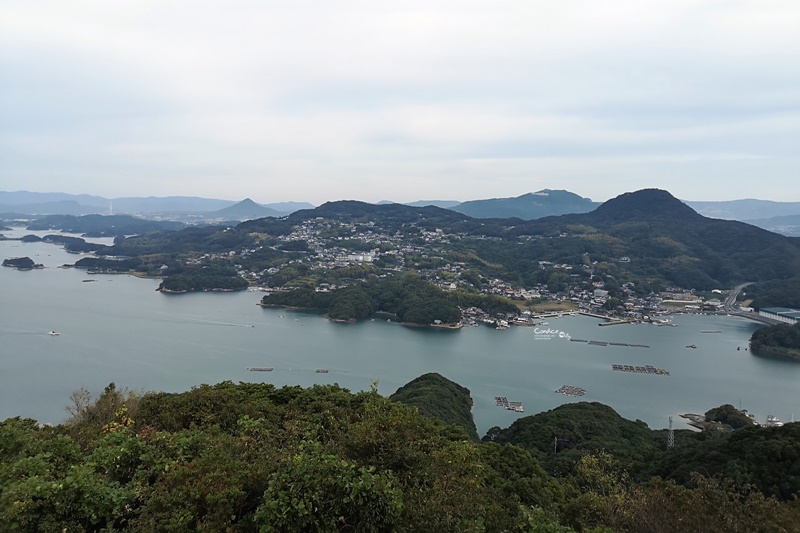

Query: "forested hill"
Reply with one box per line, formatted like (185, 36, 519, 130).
(509, 189, 800, 287)
(241, 189, 800, 289)
(389, 372, 479, 440)
(486, 400, 800, 500)
(451, 189, 600, 220)
(3, 379, 799, 532)
(278, 199, 477, 229)
(40, 188, 800, 293)
(750, 322, 800, 359)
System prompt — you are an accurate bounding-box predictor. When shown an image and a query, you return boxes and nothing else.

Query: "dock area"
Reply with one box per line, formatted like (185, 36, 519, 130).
(599, 320, 635, 326)
(578, 311, 613, 320)
(570, 338, 649, 348)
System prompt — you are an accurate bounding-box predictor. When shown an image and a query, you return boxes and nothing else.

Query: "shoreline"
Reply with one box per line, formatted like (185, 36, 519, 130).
(257, 302, 461, 329)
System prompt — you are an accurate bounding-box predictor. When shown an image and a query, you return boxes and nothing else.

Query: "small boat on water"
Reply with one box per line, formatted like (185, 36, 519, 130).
(765, 415, 784, 427)
(48, 331, 60, 336)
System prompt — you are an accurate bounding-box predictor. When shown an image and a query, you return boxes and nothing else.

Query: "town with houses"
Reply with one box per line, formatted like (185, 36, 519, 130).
(200, 215, 765, 327)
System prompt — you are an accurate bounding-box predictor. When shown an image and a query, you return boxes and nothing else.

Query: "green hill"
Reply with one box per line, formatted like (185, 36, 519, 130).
(390, 373, 478, 440)
(485, 401, 664, 476)
(2, 380, 800, 532)
(452, 190, 599, 220)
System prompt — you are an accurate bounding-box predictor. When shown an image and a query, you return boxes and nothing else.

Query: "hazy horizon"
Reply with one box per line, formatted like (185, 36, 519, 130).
(6, 187, 800, 208)
(2, 2, 798, 203)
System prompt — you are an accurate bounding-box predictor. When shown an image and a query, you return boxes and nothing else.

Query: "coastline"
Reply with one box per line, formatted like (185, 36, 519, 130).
(750, 345, 800, 361)
(158, 286, 245, 294)
(257, 302, 461, 329)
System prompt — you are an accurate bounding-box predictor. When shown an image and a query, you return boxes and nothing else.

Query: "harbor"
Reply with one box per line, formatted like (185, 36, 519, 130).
(571, 338, 650, 348)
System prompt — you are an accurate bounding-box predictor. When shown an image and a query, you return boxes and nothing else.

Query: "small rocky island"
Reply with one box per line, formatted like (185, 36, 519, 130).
(2, 256, 44, 270)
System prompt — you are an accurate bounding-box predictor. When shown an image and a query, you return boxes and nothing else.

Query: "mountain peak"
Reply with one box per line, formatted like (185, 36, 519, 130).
(591, 189, 699, 224)
(212, 198, 281, 220)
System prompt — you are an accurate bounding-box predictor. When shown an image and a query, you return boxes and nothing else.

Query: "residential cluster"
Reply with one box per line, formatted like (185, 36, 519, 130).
(193, 216, 739, 324)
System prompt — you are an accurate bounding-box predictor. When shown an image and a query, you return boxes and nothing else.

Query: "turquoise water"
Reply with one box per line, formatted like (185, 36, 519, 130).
(2, 229, 798, 434)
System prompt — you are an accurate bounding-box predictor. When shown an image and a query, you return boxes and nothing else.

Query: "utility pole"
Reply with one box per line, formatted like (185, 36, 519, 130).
(668, 416, 675, 449)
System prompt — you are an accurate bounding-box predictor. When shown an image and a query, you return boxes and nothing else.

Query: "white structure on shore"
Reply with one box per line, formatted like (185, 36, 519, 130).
(759, 307, 800, 325)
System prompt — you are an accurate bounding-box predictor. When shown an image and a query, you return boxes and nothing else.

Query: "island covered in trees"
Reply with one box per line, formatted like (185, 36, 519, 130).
(1, 256, 42, 270)
(2, 375, 799, 532)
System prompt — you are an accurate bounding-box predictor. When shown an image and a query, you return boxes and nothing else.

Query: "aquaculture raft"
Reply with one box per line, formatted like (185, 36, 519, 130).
(495, 396, 524, 412)
(555, 385, 587, 397)
(612, 364, 669, 376)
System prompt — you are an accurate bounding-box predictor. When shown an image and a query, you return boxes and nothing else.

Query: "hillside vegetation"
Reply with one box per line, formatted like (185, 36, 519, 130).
(261, 272, 517, 324)
(389, 373, 479, 440)
(750, 322, 800, 359)
(2, 379, 800, 532)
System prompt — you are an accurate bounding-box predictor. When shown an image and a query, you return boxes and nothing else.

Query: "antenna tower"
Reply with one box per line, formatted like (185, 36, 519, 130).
(668, 416, 675, 448)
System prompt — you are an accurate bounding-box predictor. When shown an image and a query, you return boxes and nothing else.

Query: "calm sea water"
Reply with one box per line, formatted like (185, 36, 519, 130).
(2, 228, 799, 435)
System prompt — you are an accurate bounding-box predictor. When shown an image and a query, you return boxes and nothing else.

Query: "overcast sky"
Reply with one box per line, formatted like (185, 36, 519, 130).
(2, 1, 799, 204)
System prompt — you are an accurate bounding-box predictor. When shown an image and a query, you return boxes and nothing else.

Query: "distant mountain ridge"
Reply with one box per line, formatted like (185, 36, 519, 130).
(686, 199, 800, 220)
(450, 190, 600, 220)
(405, 200, 462, 209)
(5, 189, 800, 231)
(0, 191, 314, 217)
(744, 215, 800, 237)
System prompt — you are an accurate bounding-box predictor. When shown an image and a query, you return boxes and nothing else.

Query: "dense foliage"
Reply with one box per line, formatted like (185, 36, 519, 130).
(750, 322, 800, 359)
(705, 404, 756, 430)
(485, 402, 663, 477)
(390, 373, 479, 440)
(157, 264, 249, 293)
(262, 273, 516, 324)
(2, 381, 799, 532)
(748, 277, 800, 310)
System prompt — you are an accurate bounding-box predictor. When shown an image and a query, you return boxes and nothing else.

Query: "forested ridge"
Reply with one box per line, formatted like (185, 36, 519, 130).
(20, 188, 800, 296)
(2, 378, 799, 532)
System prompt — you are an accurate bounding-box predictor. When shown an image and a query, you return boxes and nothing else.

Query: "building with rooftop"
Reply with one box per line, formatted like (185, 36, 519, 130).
(759, 307, 800, 325)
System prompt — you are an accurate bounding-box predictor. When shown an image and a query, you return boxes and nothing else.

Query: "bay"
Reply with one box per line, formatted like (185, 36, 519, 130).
(2, 228, 799, 435)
